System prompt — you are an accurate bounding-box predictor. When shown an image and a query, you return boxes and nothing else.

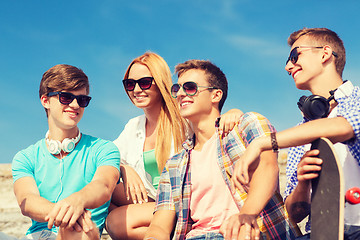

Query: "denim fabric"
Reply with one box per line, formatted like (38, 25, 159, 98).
(295, 225, 360, 240)
(295, 233, 310, 240)
(344, 224, 360, 240)
(186, 232, 224, 240)
(23, 230, 57, 240)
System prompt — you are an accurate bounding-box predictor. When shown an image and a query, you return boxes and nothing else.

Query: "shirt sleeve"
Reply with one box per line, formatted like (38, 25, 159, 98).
(113, 123, 130, 165)
(12, 147, 35, 183)
(337, 87, 360, 144)
(238, 112, 276, 143)
(95, 140, 120, 172)
(283, 145, 305, 199)
(225, 112, 276, 162)
(155, 163, 175, 212)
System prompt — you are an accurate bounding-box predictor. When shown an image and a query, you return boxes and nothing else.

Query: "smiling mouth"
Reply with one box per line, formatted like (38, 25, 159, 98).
(134, 95, 147, 100)
(65, 111, 79, 117)
(292, 69, 301, 78)
(180, 102, 192, 107)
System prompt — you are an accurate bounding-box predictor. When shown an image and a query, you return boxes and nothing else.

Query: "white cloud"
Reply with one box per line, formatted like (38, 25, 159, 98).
(224, 34, 288, 57)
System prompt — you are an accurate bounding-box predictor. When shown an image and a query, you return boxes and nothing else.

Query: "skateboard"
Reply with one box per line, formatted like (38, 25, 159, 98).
(310, 137, 344, 240)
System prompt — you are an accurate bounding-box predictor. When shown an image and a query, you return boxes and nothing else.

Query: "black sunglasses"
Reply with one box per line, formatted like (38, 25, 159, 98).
(47, 92, 92, 108)
(286, 46, 338, 65)
(123, 77, 154, 91)
(171, 81, 216, 98)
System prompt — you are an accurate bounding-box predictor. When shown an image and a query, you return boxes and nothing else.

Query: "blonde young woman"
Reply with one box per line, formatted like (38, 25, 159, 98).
(105, 52, 242, 240)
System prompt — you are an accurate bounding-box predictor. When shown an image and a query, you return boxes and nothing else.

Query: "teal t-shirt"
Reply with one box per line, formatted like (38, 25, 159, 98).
(12, 134, 120, 235)
(143, 149, 160, 190)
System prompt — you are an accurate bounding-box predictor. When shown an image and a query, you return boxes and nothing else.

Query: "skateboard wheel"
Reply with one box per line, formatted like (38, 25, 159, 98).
(345, 187, 360, 204)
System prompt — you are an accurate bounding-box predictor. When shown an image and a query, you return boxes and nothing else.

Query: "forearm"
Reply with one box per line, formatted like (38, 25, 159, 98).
(285, 181, 311, 223)
(256, 117, 354, 152)
(77, 179, 116, 210)
(240, 151, 278, 215)
(14, 177, 55, 222)
(74, 166, 119, 209)
(17, 194, 54, 222)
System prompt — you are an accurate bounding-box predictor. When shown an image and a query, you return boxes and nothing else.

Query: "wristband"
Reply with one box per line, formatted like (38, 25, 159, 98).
(270, 132, 279, 152)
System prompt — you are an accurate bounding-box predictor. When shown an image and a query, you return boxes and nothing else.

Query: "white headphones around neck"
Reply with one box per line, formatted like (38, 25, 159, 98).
(45, 131, 81, 155)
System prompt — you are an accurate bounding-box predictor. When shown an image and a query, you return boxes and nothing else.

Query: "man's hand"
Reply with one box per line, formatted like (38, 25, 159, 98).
(121, 165, 148, 204)
(219, 109, 243, 136)
(220, 213, 260, 240)
(73, 210, 93, 232)
(45, 192, 91, 231)
(297, 149, 322, 182)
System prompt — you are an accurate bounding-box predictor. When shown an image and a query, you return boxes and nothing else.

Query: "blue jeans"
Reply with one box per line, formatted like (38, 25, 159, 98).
(295, 233, 310, 240)
(186, 232, 224, 240)
(296, 225, 360, 240)
(344, 224, 360, 240)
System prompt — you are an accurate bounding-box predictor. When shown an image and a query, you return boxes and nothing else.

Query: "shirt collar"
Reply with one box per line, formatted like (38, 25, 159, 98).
(334, 80, 354, 100)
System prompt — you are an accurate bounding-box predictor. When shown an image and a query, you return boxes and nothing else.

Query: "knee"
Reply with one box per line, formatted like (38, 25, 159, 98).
(106, 209, 127, 239)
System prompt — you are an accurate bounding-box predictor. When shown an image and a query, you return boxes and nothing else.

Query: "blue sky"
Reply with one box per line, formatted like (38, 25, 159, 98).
(1, 1, 360, 163)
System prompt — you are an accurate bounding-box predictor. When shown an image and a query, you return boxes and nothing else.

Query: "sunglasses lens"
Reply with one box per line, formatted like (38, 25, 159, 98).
(138, 77, 153, 90)
(183, 82, 198, 96)
(77, 96, 91, 107)
(171, 84, 180, 98)
(289, 48, 299, 64)
(123, 79, 135, 91)
(59, 92, 75, 105)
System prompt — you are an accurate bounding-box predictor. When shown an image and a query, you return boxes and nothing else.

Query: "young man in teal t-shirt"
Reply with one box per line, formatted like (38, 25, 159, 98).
(12, 64, 120, 240)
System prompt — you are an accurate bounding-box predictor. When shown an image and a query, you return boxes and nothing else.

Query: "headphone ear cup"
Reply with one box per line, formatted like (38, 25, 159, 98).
(297, 95, 307, 112)
(298, 95, 330, 120)
(62, 138, 76, 153)
(47, 139, 62, 155)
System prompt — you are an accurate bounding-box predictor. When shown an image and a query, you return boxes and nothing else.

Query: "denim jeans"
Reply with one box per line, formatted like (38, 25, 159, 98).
(186, 232, 224, 240)
(295, 225, 360, 240)
(23, 230, 57, 240)
(295, 233, 310, 240)
(344, 224, 360, 240)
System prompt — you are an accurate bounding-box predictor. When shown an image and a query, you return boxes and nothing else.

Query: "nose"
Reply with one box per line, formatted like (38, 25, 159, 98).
(133, 82, 142, 92)
(176, 85, 186, 98)
(68, 98, 80, 108)
(285, 61, 293, 75)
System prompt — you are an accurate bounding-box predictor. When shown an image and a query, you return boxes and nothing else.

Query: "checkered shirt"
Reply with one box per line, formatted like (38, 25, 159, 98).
(284, 81, 360, 232)
(156, 112, 301, 240)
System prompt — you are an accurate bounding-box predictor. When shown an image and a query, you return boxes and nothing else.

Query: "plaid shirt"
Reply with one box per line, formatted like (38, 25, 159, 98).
(284, 81, 360, 232)
(156, 112, 301, 240)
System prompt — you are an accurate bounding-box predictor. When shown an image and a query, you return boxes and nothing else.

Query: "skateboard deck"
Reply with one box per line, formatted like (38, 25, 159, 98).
(310, 137, 345, 240)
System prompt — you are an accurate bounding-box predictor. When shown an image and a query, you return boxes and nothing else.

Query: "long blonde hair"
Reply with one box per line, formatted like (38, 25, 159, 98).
(124, 52, 188, 171)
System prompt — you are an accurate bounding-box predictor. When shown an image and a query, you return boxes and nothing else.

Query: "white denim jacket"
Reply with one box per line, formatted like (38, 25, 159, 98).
(113, 115, 174, 200)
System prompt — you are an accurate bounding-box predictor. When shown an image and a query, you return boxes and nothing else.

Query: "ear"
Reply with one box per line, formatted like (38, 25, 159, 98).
(321, 45, 334, 64)
(41, 95, 50, 110)
(211, 89, 223, 105)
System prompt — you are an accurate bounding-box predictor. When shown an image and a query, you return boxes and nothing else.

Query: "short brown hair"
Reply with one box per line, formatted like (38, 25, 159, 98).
(39, 64, 89, 98)
(175, 60, 228, 111)
(288, 28, 346, 76)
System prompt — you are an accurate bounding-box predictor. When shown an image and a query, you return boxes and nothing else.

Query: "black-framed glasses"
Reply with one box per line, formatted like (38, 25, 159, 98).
(171, 81, 217, 98)
(286, 46, 338, 65)
(47, 92, 92, 108)
(123, 77, 154, 91)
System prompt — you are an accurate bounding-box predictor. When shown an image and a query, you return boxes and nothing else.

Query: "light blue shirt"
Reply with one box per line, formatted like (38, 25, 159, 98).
(12, 134, 120, 235)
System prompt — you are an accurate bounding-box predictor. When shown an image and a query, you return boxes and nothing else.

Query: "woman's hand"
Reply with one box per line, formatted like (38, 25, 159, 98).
(120, 165, 148, 204)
